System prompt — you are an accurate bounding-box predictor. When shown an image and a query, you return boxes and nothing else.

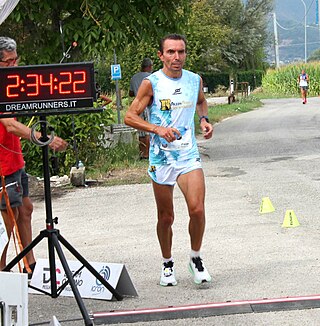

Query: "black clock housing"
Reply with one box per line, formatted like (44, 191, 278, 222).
(0, 62, 96, 112)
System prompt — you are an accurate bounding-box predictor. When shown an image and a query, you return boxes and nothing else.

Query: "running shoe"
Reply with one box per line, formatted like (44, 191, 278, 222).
(160, 260, 177, 286)
(188, 257, 212, 284)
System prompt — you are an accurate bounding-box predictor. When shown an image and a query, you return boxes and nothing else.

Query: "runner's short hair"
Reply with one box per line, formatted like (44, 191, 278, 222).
(141, 58, 153, 69)
(159, 34, 187, 54)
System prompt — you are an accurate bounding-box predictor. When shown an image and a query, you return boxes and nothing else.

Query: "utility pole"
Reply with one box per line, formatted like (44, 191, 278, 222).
(317, 0, 320, 41)
(300, 0, 307, 63)
(113, 49, 121, 124)
(273, 12, 280, 68)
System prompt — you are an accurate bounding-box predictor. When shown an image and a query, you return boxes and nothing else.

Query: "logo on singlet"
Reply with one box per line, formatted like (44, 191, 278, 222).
(172, 88, 181, 95)
(160, 99, 171, 111)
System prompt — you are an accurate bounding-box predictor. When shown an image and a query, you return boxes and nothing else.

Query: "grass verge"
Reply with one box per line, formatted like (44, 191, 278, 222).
(208, 95, 262, 124)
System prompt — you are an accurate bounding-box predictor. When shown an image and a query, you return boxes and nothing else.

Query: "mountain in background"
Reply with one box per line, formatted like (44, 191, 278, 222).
(269, 0, 320, 63)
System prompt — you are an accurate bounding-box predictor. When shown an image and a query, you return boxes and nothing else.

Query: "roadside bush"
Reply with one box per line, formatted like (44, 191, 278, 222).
(201, 70, 264, 94)
(214, 84, 228, 96)
(237, 70, 264, 89)
(21, 106, 114, 177)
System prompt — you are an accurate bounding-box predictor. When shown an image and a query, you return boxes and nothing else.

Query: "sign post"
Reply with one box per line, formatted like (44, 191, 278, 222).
(111, 49, 122, 124)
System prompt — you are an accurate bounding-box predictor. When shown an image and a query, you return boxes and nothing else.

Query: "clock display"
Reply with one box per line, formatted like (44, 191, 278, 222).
(0, 62, 96, 112)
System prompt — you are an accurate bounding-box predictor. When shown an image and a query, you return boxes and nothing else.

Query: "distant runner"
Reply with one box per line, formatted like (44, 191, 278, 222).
(298, 69, 309, 104)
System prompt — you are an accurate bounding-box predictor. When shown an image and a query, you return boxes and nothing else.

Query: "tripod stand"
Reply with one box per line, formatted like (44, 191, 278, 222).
(3, 117, 123, 326)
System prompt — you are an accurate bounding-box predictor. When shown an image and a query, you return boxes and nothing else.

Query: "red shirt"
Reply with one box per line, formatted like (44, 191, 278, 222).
(0, 119, 25, 176)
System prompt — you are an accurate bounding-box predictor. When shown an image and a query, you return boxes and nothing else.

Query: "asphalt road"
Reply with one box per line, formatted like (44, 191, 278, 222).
(6, 97, 320, 325)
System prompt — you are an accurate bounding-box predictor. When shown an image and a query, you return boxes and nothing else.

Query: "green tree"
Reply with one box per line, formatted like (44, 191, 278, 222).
(210, 0, 273, 71)
(0, 0, 274, 176)
(0, 0, 190, 176)
(1, 0, 190, 64)
(308, 48, 320, 62)
(185, 0, 231, 72)
(241, 0, 273, 70)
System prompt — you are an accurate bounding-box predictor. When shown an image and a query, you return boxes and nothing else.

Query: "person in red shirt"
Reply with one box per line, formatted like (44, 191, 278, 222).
(0, 36, 68, 274)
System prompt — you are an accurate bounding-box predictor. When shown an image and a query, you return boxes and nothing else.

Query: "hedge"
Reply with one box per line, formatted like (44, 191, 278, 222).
(200, 70, 264, 93)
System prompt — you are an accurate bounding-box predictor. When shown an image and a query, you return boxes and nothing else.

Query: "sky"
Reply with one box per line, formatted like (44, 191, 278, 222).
(271, 0, 320, 62)
(275, 0, 317, 25)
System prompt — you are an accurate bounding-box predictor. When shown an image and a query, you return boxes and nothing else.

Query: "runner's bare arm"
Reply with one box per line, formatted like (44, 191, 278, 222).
(196, 78, 213, 140)
(0, 117, 68, 151)
(0, 117, 32, 140)
(124, 79, 180, 141)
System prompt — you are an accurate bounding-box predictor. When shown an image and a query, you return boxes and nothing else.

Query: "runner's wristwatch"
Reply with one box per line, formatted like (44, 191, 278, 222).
(199, 116, 209, 123)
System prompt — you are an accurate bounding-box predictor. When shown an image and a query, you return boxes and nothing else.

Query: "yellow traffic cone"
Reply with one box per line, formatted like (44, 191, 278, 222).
(259, 197, 275, 214)
(282, 210, 300, 228)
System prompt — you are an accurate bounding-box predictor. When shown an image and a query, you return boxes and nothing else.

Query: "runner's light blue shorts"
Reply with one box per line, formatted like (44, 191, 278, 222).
(148, 158, 202, 186)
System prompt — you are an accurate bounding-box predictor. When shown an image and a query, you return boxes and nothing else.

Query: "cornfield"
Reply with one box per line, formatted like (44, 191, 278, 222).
(262, 62, 320, 97)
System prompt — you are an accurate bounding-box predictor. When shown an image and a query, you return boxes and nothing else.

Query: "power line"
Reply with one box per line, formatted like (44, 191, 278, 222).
(275, 0, 316, 31)
(279, 40, 320, 48)
(276, 21, 298, 31)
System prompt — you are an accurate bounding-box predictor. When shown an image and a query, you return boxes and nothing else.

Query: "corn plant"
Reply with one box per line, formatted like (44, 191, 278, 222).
(262, 62, 320, 97)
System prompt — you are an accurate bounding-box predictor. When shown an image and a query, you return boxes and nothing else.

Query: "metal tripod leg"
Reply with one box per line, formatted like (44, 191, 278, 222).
(3, 117, 123, 326)
(58, 232, 123, 301)
(51, 232, 93, 326)
(3, 230, 46, 272)
(3, 227, 123, 326)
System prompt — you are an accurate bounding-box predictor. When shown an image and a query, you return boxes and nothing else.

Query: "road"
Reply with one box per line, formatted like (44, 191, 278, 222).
(7, 97, 320, 325)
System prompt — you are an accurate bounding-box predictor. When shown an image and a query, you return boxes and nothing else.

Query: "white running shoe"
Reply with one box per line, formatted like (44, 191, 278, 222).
(160, 260, 177, 286)
(188, 257, 212, 284)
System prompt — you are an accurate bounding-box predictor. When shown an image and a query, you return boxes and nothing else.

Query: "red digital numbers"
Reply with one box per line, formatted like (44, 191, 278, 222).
(26, 74, 39, 96)
(5, 70, 87, 98)
(40, 73, 54, 94)
(0, 63, 94, 111)
(6, 74, 20, 98)
(59, 72, 72, 94)
(73, 71, 86, 94)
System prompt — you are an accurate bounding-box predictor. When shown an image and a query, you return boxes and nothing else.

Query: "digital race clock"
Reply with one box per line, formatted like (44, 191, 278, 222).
(0, 62, 96, 112)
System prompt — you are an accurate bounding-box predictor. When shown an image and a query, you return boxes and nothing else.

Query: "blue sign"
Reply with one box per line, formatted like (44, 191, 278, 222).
(111, 64, 122, 80)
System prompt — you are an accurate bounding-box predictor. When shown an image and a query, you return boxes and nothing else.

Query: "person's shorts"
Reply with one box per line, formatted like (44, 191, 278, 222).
(21, 169, 29, 198)
(0, 169, 23, 210)
(300, 86, 308, 91)
(139, 111, 149, 138)
(139, 131, 148, 138)
(148, 158, 202, 186)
